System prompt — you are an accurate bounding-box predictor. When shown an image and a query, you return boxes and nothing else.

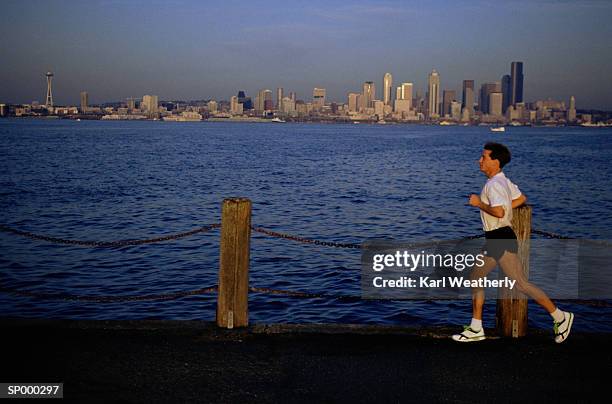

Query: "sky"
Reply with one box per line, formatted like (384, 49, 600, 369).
(1, 0, 612, 109)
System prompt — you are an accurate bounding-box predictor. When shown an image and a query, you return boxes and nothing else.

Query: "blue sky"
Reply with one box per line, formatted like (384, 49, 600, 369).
(1, 0, 612, 109)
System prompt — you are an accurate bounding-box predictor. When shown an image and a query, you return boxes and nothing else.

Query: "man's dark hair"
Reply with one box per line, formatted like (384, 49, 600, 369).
(484, 142, 511, 168)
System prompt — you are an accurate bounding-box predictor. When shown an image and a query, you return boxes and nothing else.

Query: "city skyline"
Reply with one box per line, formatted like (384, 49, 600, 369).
(1, 1, 612, 109)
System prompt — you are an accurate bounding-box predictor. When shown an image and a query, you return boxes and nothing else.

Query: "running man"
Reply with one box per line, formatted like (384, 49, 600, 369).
(452, 142, 574, 343)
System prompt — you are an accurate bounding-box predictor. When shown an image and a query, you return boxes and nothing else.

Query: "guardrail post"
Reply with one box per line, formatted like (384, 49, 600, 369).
(217, 198, 251, 328)
(496, 204, 531, 337)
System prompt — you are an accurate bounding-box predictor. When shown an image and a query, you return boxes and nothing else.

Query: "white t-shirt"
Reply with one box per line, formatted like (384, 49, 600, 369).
(480, 172, 522, 231)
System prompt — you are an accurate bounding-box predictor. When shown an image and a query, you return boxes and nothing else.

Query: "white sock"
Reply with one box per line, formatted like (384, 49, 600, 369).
(470, 318, 482, 331)
(551, 308, 565, 323)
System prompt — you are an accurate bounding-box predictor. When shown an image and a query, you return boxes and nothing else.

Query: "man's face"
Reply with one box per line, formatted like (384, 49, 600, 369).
(479, 149, 500, 174)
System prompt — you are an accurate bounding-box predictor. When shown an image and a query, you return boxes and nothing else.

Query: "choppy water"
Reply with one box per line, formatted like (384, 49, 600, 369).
(1, 119, 611, 332)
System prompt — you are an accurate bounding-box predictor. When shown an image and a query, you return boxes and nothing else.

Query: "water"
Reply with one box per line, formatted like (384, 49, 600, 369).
(1, 119, 611, 332)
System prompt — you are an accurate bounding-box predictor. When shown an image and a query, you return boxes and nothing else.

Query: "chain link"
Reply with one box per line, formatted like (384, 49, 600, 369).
(251, 225, 485, 249)
(0, 285, 218, 302)
(532, 229, 612, 247)
(251, 226, 362, 248)
(0, 223, 221, 247)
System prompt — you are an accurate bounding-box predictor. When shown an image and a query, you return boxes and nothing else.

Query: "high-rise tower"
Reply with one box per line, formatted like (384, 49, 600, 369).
(45, 71, 54, 108)
(568, 96, 576, 122)
(462, 80, 474, 115)
(362, 81, 375, 110)
(383, 73, 393, 106)
(501, 74, 511, 113)
(427, 69, 440, 119)
(510, 61, 524, 105)
(80, 91, 88, 112)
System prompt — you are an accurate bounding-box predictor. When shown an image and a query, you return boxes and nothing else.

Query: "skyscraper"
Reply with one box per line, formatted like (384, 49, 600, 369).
(313, 88, 326, 109)
(80, 91, 88, 113)
(462, 80, 475, 115)
(489, 92, 503, 117)
(142, 95, 158, 113)
(568, 96, 576, 122)
(276, 87, 283, 111)
(256, 89, 273, 112)
(442, 90, 456, 117)
(362, 81, 375, 110)
(383, 73, 393, 106)
(427, 69, 440, 118)
(347, 93, 359, 113)
(501, 75, 511, 113)
(237, 90, 252, 110)
(45, 71, 54, 108)
(479, 82, 501, 114)
(511, 61, 524, 105)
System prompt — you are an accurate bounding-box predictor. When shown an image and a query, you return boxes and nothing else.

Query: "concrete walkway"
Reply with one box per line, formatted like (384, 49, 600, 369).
(1, 319, 609, 403)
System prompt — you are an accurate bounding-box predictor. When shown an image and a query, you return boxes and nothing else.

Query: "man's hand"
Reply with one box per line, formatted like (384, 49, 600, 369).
(468, 193, 505, 218)
(469, 194, 481, 207)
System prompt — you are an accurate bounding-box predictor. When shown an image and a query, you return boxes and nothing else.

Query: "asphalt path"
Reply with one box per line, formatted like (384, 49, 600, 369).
(1, 320, 609, 403)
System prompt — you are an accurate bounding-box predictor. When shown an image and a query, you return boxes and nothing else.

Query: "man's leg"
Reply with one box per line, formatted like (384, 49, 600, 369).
(497, 251, 555, 312)
(452, 255, 497, 342)
(471, 256, 498, 321)
(498, 251, 574, 343)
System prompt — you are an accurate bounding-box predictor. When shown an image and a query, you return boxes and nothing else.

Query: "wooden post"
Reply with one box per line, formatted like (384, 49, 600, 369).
(496, 205, 531, 337)
(217, 198, 251, 328)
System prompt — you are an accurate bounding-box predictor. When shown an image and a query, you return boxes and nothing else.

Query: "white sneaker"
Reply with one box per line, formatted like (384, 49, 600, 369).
(554, 311, 574, 343)
(452, 326, 486, 342)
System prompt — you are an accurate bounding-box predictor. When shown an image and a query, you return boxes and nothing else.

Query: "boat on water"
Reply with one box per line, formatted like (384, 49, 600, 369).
(490, 126, 505, 132)
(271, 117, 286, 123)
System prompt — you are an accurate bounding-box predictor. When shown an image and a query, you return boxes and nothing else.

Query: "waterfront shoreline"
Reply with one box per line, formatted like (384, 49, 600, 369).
(2, 318, 609, 402)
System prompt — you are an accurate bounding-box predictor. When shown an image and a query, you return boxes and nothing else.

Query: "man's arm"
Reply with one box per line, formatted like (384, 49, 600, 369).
(512, 194, 527, 209)
(469, 194, 505, 218)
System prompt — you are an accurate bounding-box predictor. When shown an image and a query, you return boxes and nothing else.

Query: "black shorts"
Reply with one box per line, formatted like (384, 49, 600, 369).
(484, 226, 518, 261)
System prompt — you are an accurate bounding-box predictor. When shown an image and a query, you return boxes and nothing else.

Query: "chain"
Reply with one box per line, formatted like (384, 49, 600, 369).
(0, 223, 221, 247)
(532, 229, 612, 247)
(0, 285, 218, 302)
(251, 226, 362, 249)
(251, 225, 485, 249)
(531, 229, 573, 240)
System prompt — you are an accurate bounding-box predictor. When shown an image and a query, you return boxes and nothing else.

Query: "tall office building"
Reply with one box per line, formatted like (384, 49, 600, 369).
(399, 83, 413, 101)
(510, 61, 524, 105)
(383, 73, 393, 106)
(45, 71, 54, 108)
(450, 101, 462, 121)
(568, 96, 576, 122)
(362, 81, 375, 110)
(313, 88, 326, 109)
(462, 80, 475, 115)
(256, 89, 273, 112)
(427, 69, 440, 118)
(237, 90, 252, 110)
(230, 96, 242, 114)
(489, 92, 503, 117)
(276, 88, 284, 111)
(442, 90, 456, 117)
(290, 92, 296, 102)
(127, 97, 136, 110)
(394, 82, 412, 116)
(208, 100, 218, 113)
(501, 75, 511, 113)
(479, 82, 501, 114)
(80, 91, 88, 113)
(142, 95, 159, 113)
(348, 93, 360, 113)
